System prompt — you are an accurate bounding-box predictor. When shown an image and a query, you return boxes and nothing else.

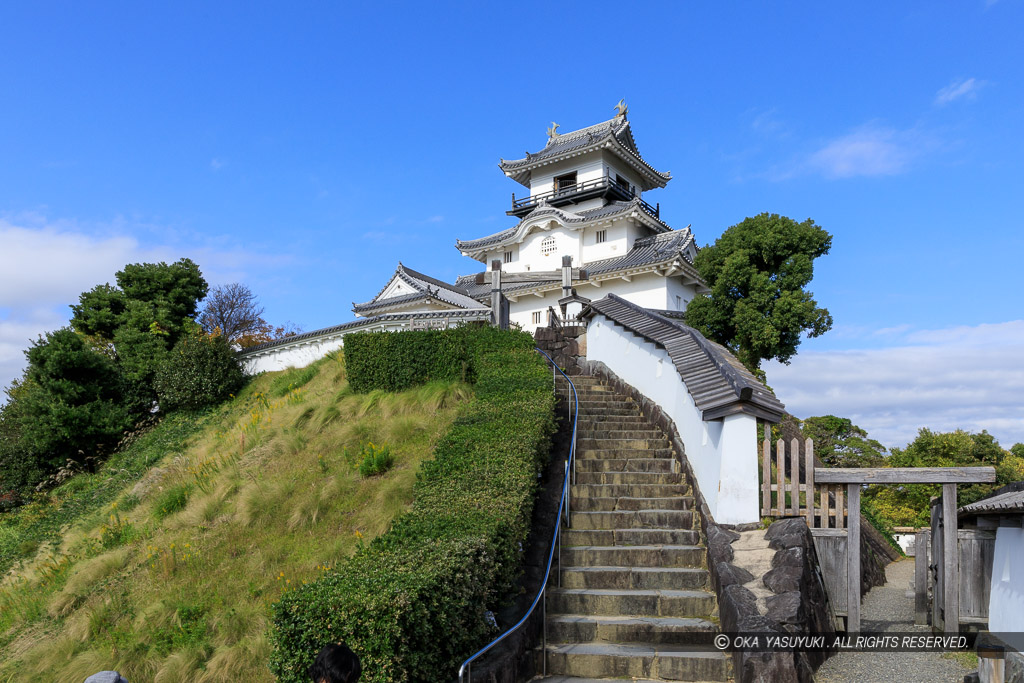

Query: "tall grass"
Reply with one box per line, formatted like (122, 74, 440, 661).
(0, 355, 470, 682)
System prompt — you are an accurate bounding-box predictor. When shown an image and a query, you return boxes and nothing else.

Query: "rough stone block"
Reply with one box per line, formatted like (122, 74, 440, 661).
(716, 561, 755, 589)
(764, 591, 803, 626)
(770, 546, 804, 569)
(763, 564, 802, 594)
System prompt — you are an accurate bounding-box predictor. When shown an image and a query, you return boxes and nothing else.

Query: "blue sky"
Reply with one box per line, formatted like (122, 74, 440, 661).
(1, 1, 1022, 448)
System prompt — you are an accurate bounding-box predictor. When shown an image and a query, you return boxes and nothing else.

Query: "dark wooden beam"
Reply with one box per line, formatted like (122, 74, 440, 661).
(815, 467, 995, 484)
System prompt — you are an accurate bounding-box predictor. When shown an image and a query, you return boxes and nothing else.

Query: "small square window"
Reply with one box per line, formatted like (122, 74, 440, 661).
(554, 172, 577, 192)
(595, 230, 607, 244)
(504, 250, 514, 263)
(532, 311, 542, 325)
(540, 236, 556, 255)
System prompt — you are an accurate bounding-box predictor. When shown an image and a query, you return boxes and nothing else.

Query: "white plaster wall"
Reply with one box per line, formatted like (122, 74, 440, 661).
(580, 218, 629, 264)
(665, 276, 696, 312)
(379, 277, 414, 299)
(602, 154, 645, 197)
(576, 273, 667, 310)
(585, 314, 760, 524)
(529, 155, 603, 196)
(987, 526, 1024, 650)
(509, 290, 563, 332)
(517, 226, 581, 271)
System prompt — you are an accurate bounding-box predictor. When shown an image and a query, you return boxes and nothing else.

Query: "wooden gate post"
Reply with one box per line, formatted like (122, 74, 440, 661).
(943, 483, 959, 634)
(846, 482, 861, 633)
(915, 529, 931, 625)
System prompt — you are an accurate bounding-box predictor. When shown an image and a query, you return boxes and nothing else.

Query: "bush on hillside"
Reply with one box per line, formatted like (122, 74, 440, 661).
(153, 331, 245, 412)
(342, 324, 527, 393)
(271, 329, 555, 682)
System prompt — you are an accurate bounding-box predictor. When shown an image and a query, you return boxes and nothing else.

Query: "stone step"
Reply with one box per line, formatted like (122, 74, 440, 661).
(541, 642, 730, 681)
(570, 484, 690, 499)
(576, 458, 675, 473)
(576, 406, 642, 417)
(577, 429, 666, 440)
(558, 566, 709, 591)
(575, 471, 684, 486)
(562, 528, 700, 547)
(577, 394, 634, 403)
(577, 438, 671, 451)
(560, 545, 705, 569)
(572, 496, 694, 513)
(578, 448, 675, 460)
(575, 384, 614, 392)
(546, 613, 716, 644)
(570, 509, 695, 530)
(577, 415, 649, 426)
(549, 588, 717, 619)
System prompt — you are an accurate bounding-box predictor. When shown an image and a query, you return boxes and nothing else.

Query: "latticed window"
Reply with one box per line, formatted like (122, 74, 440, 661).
(532, 311, 542, 324)
(504, 250, 514, 263)
(595, 230, 607, 244)
(540, 236, 556, 255)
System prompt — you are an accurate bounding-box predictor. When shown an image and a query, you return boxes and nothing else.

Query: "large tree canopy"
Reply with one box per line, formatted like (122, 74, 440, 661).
(685, 213, 833, 372)
(71, 258, 208, 406)
(866, 429, 1024, 527)
(802, 415, 887, 468)
(17, 329, 132, 469)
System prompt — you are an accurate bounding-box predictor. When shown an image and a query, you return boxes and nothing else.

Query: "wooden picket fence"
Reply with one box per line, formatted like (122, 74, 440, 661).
(759, 427, 848, 529)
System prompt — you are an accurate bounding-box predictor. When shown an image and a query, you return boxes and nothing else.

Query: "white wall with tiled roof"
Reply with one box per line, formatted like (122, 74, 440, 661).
(585, 313, 761, 525)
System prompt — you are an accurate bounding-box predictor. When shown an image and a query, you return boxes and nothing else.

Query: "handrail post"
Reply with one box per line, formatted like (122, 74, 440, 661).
(456, 348, 577, 679)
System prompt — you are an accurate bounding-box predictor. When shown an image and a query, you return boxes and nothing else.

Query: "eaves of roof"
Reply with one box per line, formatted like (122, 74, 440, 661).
(237, 309, 493, 356)
(354, 262, 483, 311)
(455, 199, 672, 255)
(582, 294, 785, 422)
(498, 117, 670, 190)
(959, 483, 1024, 517)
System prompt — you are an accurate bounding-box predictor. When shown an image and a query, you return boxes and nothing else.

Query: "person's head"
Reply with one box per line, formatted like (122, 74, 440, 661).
(309, 642, 361, 683)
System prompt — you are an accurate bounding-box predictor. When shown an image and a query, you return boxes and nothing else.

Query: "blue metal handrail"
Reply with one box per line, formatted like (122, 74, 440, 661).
(457, 347, 578, 682)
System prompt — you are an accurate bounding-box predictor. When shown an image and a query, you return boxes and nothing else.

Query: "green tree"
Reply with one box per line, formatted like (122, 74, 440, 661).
(866, 428, 1023, 527)
(685, 213, 833, 373)
(70, 258, 208, 409)
(802, 415, 887, 468)
(17, 329, 132, 471)
(154, 329, 245, 411)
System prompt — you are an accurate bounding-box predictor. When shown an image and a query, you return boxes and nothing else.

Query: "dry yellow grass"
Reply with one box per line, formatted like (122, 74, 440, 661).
(0, 354, 470, 682)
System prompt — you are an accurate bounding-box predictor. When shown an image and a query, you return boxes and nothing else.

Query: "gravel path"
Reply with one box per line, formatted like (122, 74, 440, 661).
(814, 558, 974, 682)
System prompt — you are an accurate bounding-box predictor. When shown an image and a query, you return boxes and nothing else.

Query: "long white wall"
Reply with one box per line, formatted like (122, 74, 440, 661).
(585, 314, 760, 524)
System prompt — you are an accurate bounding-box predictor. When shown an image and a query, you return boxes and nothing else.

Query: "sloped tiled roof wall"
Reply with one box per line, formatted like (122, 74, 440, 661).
(584, 294, 786, 421)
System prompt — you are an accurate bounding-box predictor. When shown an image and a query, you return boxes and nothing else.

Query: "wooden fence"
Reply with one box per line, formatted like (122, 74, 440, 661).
(759, 429, 995, 633)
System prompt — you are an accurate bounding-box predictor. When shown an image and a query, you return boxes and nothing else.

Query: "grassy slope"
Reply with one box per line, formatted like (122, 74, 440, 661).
(0, 353, 471, 682)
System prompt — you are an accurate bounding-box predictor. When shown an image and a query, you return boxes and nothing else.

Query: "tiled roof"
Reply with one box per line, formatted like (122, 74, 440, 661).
(453, 226, 700, 300)
(237, 309, 492, 356)
(498, 115, 670, 189)
(353, 263, 486, 313)
(959, 484, 1024, 516)
(585, 228, 696, 275)
(455, 199, 671, 254)
(583, 294, 786, 421)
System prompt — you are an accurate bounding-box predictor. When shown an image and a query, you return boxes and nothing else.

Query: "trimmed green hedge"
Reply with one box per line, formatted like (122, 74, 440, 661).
(343, 325, 532, 393)
(270, 328, 556, 682)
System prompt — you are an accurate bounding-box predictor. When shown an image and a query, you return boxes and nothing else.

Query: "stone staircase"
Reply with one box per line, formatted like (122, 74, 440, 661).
(538, 375, 732, 682)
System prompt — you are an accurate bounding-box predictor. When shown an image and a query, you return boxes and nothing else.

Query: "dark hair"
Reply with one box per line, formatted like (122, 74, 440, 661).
(308, 643, 361, 683)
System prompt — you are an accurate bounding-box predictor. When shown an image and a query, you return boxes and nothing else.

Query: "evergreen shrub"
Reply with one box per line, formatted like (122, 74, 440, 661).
(153, 331, 245, 412)
(270, 328, 555, 682)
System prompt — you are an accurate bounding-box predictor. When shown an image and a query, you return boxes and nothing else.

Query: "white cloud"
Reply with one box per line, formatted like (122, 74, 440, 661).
(0, 216, 294, 396)
(210, 157, 226, 170)
(765, 320, 1024, 450)
(806, 125, 914, 178)
(935, 78, 983, 106)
